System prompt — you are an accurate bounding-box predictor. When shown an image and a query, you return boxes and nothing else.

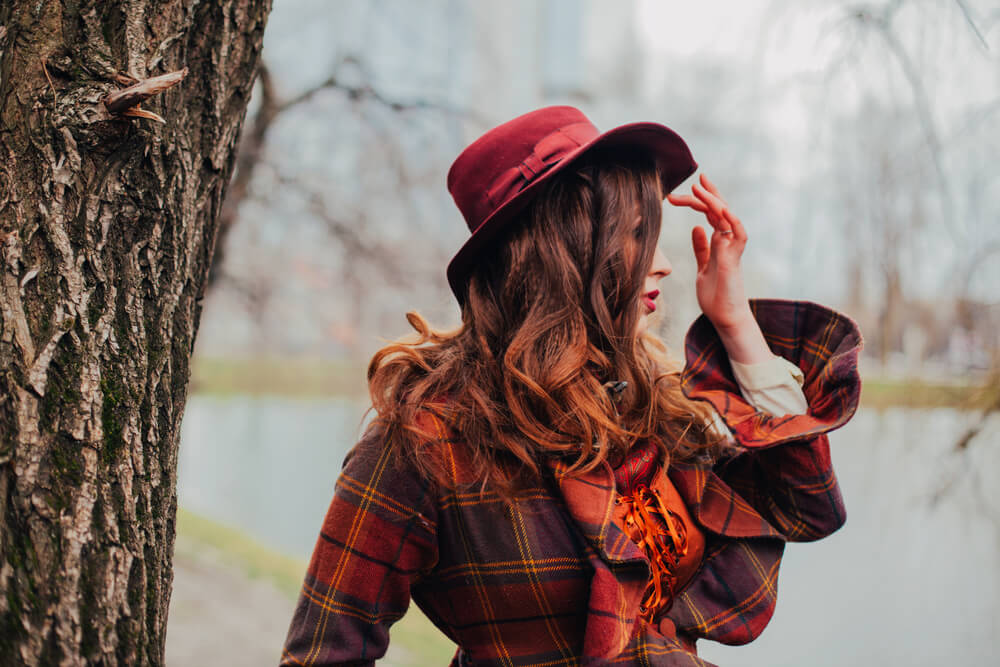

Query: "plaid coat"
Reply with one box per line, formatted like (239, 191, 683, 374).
(280, 300, 862, 666)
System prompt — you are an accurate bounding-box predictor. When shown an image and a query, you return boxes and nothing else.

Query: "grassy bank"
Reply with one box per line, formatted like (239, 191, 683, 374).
(861, 377, 998, 410)
(190, 358, 367, 397)
(174, 509, 457, 665)
(175, 509, 307, 598)
(192, 356, 995, 410)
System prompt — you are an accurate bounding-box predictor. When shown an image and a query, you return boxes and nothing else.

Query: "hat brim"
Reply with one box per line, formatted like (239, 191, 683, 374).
(446, 122, 697, 303)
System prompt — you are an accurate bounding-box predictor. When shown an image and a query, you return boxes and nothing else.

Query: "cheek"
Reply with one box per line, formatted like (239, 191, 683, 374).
(625, 242, 653, 282)
(634, 311, 649, 337)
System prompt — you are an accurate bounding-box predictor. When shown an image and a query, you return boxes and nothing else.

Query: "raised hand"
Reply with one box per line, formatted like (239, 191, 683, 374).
(666, 174, 772, 365)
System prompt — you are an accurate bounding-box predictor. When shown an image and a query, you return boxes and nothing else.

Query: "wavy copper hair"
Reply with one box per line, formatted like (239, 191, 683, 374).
(368, 150, 726, 500)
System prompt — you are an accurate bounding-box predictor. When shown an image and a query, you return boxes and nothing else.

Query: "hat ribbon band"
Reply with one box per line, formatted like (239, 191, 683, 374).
(485, 121, 597, 209)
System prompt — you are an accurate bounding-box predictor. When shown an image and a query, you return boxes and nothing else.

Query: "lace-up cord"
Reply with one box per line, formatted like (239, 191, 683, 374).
(615, 484, 688, 621)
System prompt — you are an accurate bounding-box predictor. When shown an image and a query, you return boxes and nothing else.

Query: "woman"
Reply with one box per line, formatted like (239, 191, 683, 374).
(280, 106, 862, 666)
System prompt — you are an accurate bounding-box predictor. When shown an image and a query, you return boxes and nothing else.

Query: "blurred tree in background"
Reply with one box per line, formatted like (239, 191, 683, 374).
(199, 0, 998, 387)
(0, 1, 270, 663)
(809, 0, 1000, 372)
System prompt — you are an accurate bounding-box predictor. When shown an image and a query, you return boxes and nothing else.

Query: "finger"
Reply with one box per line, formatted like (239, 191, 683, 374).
(666, 193, 710, 213)
(691, 181, 725, 208)
(692, 184, 733, 234)
(699, 173, 724, 200)
(690, 183, 725, 217)
(722, 208, 747, 243)
(691, 225, 710, 272)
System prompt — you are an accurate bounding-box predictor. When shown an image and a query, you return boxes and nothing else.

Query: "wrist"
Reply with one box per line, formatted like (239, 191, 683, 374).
(710, 307, 755, 337)
(711, 311, 772, 365)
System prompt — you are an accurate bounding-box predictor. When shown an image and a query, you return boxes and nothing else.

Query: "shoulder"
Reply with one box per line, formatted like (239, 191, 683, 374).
(347, 401, 464, 491)
(337, 417, 442, 530)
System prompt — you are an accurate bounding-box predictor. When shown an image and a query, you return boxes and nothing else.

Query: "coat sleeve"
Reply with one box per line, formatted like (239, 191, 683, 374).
(280, 421, 439, 666)
(681, 299, 863, 542)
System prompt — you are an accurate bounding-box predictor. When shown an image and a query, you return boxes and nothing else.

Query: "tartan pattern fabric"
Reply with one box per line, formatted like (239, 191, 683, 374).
(613, 438, 661, 494)
(280, 300, 862, 666)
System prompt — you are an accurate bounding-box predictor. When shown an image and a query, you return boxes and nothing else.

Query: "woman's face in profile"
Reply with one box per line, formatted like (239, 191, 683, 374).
(635, 242, 672, 336)
(627, 207, 672, 337)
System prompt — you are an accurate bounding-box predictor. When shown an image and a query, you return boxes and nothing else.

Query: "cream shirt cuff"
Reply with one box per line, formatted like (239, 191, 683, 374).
(730, 355, 808, 416)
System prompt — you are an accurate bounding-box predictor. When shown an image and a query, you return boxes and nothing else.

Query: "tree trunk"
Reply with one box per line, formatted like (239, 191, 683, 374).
(0, 1, 271, 664)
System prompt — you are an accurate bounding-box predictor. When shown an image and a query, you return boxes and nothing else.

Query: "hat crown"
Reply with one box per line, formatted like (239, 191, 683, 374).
(447, 106, 599, 234)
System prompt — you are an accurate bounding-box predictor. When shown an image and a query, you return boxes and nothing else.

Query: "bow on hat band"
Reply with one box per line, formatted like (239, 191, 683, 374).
(485, 122, 597, 210)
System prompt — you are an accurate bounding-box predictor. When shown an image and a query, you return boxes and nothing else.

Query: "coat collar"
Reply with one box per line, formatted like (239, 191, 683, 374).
(545, 458, 646, 565)
(546, 455, 784, 553)
(545, 458, 647, 659)
(542, 451, 784, 659)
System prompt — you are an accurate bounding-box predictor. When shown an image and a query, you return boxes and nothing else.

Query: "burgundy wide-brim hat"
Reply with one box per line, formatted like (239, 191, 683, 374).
(446, 105, 697, 304)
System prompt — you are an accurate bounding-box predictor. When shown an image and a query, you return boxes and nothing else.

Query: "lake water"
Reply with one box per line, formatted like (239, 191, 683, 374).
(177, 397, 1000, 666)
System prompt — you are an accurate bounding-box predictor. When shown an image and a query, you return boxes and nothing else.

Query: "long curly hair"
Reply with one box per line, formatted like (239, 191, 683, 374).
(367, 150, 725, 500)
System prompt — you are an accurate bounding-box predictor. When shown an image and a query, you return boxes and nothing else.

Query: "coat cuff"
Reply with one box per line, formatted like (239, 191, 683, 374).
(680, 299, 863, 448)
(730, 355, 808, 415)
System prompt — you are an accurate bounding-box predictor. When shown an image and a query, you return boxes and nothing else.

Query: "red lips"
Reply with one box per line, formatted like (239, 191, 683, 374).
(643, 289, 659, 312)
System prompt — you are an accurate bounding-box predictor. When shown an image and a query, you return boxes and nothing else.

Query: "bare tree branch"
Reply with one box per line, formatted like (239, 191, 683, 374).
(849, 3, 960, 240)
(277, 56, 471, 116)
(960, 241, 1000, 297)
(954, 370, 1000, 450)
(208, 61, 280, 286)
(954, 0, 990, 50)
(260, 173, 413, 287)
(209, 54, 474, 290)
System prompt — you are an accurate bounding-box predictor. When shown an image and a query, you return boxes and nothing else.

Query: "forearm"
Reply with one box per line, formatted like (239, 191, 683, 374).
(717, 435, 845, 541)
(682, 299, 863, 541)
(711, 307, 772, 365)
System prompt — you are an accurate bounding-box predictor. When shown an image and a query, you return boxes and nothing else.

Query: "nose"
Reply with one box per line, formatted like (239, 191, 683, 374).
(649, 245, 672, 280)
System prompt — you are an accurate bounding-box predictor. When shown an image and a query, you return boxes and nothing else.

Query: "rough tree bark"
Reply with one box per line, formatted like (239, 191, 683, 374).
(0, 1, 271, 664)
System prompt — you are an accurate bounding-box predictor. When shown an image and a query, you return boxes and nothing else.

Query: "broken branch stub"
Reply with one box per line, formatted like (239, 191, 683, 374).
(103, 68, 188, 116)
